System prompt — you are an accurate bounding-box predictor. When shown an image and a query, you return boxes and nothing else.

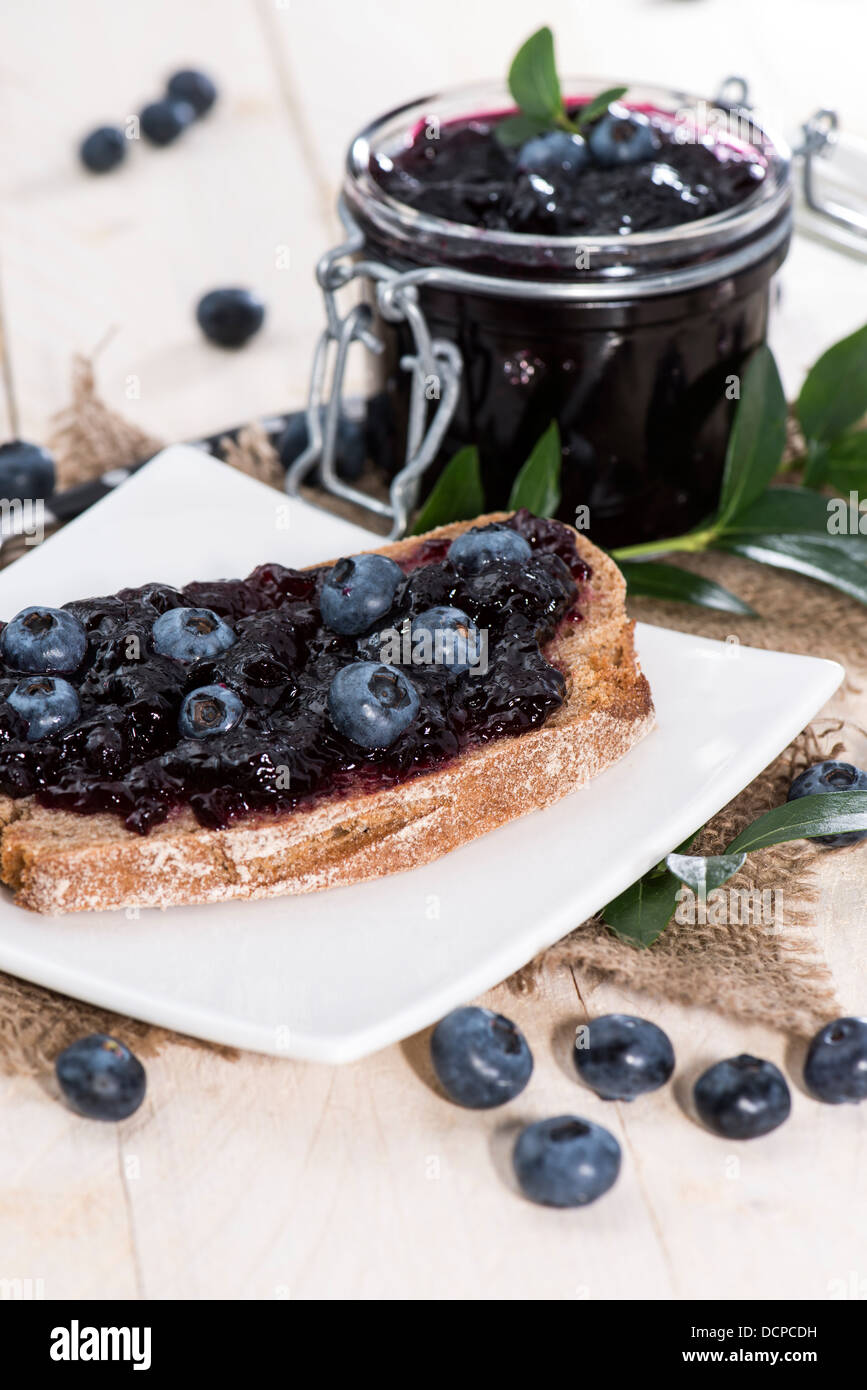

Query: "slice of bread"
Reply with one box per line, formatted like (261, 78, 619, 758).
(0, 514, 653, 914)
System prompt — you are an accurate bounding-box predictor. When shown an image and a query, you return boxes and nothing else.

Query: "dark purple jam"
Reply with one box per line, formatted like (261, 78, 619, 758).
(372, 106, 765, 238)
(356, 98, 787, 549)
(0, 511, 586, 834)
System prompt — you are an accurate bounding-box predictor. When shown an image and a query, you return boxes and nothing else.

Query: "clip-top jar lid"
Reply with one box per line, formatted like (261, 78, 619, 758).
(344, 75, 793, 298)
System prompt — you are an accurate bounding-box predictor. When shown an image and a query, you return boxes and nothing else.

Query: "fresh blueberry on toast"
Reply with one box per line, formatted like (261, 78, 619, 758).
(0, 511, 653, 913)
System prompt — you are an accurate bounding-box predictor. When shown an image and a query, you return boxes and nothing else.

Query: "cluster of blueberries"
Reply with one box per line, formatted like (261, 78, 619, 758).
(5, 585, 862, 801)
(77, 68, 268, 353)
(53, 1005, 867, 1198)
(318, 530, 530, 746)
(516, 107, 657, 182)
(79, 68, 218, 172)
(0, 526, 526, 753)
(0, 604, 248, 745)
(430, 1006, 867, 1208)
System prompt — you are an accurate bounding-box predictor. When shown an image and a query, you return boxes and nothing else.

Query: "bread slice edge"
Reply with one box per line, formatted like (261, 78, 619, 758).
(0, 514, 654, 913)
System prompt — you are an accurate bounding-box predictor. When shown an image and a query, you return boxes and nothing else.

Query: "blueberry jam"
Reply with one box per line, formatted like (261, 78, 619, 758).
(373, 106, 765, 238)
(0, 512, 585, 835)
(348, 88, 790, 548)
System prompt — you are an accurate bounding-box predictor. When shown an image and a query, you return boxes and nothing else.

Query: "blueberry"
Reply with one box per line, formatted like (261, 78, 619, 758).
(694, 1055, 791, 1139)
(196, 288, 266, 348)
(411, 606, 480, 673)
(277, 411, 311, 467)
(140, 98, 196, 146)
(327, 661, 419, 748)
(0, 440, 55, 501)
(513, 1116, 621, 1207)
(804, 1017, 867, 1104)
(278, 406, 367, 480)
(517, 130, 589, 176)
(430, 1006, 533, 1108)
(574, 1014, 675, 1101)
(152, 607, 236, 662)
(166, 69, 218, 117)
(55, 1034, 146, 1122)
(7, 676, 80, 741)
(79, 125, 127, 173)
(588, 107, 658, 168)
(179, 684, 244, 739)
(1, 606, 86, 673)
(319, 553, 403, 636)
(448, 524, 532, 573)
(787, 760, 867, 847)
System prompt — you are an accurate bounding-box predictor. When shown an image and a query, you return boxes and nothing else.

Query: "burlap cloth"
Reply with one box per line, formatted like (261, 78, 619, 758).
(0, 360, 863, 1076)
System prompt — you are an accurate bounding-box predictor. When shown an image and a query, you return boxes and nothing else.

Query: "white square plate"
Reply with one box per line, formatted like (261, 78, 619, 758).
(0, 448, 844, 1061)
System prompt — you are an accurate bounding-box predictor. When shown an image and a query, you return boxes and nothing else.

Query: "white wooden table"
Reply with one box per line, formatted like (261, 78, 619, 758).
(0, 0, 865, 1301)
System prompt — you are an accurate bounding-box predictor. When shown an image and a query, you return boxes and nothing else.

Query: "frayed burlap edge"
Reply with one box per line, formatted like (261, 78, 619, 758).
(46, 354, 285, 493)
(0, 976, 238, 1078)
(506, 729, 844, 1037)
(0, 360, 861, 1073)
(47, 357, 165, 488)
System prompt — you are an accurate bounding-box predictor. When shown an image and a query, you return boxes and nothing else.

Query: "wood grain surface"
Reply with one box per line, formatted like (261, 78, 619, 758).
(0, 0, 865, 1301)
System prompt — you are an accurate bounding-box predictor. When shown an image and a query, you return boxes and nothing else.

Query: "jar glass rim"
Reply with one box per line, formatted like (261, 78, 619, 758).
(344, 77, 793, 273)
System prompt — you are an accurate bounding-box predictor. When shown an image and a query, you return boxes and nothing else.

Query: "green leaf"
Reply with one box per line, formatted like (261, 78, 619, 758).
(720, 485, 836, 535)
(602, 833, 698, 948)
(507, 26, 563, 124)
(575, 86, 628, 131)
(602, 868, 685, 949)
(619, 560, 756, 615)
(507, 421, 561, 516)
(715, 345, 788, 528)
(797, 322, 867, 444)
(666, 851, 747, 895)
(411, 445, 484, 535)
(494, 112, 551, 148)
(726, 791, 867, 854)
(802, 439, 829, 489)
(826, 431, 867, 493)
(714, 531, 867, 606)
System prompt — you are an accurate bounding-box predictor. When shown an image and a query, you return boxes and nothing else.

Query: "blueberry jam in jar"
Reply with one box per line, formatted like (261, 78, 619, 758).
(344, 80, 792, 547)
(0, 513, 584, 834)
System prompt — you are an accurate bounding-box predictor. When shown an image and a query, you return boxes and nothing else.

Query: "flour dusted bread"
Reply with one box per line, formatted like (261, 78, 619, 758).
(0, 515, 653, 913)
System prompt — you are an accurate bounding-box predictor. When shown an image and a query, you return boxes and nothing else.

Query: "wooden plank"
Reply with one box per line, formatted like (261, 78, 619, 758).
(114, 970, 672, 1300)
(0, 0, 333, 448)
(0, 1072, 140, 1299)
(112, 858, 867, 1301)
(0, 0, 865, 1304)
(2, 856, 865, 1301)
(0, 261, 16, 438)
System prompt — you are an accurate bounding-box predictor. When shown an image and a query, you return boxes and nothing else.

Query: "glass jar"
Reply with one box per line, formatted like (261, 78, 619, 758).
(342, 78, 793, 548)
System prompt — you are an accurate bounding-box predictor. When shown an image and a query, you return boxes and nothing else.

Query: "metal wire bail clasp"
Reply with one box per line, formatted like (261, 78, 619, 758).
(795, 109, 867, 246)
(285, 199, 462, 539)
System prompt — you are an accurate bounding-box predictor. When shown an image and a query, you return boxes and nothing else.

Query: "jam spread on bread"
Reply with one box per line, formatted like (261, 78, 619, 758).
(372, 107, 765, 238)
(0, 511, 587, 834)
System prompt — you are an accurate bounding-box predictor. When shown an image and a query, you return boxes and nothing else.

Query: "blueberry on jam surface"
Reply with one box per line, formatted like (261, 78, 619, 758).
(0, 514, 585, 834)
(371, 104, 765, 238)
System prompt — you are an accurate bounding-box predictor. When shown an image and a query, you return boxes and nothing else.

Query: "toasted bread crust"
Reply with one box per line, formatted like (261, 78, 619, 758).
(0, 515, 653, 913)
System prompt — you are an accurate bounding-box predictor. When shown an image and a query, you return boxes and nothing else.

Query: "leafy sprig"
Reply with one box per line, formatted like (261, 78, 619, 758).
(407, 312, 867, 948)
(611, 327, 867, 608)
(412, 319, 867, 614)
(602, 792, 867, 948)
(411, 422, 562, 532)
(495, 26, 626, 147)
(411, 445, 484, 535)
